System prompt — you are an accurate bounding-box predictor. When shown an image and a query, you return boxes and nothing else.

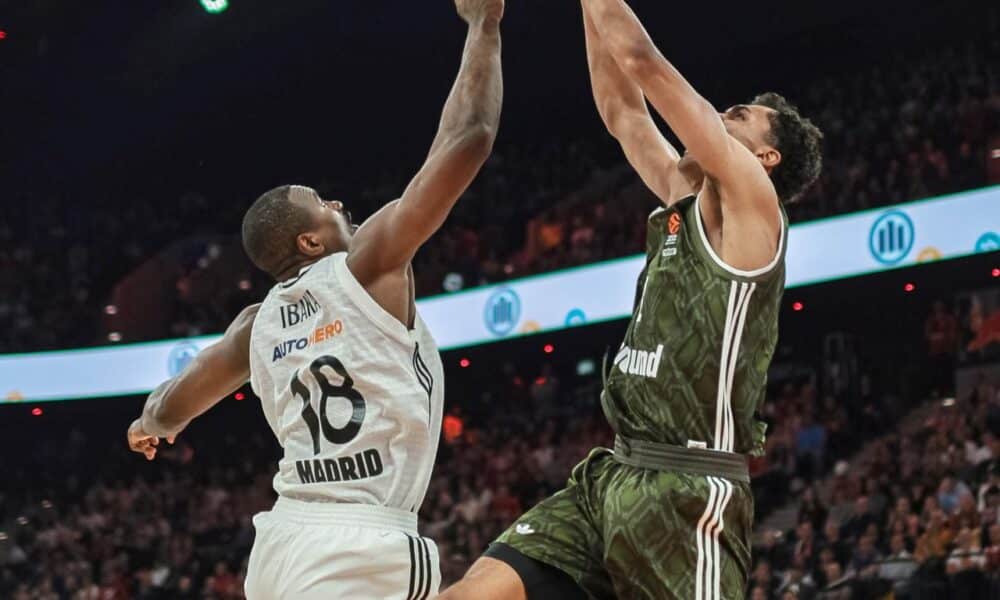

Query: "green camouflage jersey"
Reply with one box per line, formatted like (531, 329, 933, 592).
(602, 194, 787, 455)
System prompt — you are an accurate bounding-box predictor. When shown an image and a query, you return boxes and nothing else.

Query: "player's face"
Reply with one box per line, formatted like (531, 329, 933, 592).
(720, 104, 780, 168)
(301, 188, 356, 254)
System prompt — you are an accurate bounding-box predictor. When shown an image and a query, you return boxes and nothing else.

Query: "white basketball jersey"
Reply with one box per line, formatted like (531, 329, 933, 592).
(249, 252, 444, 513)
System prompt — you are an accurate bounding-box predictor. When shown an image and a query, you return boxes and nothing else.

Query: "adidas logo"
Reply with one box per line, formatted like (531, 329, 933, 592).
(614, 344, 664, 379)
(515, 524, 535, 535)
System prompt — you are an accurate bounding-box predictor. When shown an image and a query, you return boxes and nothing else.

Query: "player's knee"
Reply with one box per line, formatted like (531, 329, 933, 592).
(435, 557, 526, 600)
(435, 576, 483, 600)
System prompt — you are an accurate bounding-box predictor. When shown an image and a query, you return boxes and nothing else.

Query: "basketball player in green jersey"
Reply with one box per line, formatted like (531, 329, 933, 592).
(438, 1, 822, 599)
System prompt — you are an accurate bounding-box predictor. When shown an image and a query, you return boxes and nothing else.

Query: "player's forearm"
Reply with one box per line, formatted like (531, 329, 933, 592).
(138, 306, 256, 439)
(582, 2, 647, 137)
(583, 0, 690, 100)
(140, 379, 190, 438)
(584, 0, 729, 175)
(139, 352, 245, 437)
(432, 20, 503, 155)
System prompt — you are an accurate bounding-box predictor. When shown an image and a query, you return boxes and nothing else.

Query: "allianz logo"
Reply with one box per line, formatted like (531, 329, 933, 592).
(614, 344, 664, 378)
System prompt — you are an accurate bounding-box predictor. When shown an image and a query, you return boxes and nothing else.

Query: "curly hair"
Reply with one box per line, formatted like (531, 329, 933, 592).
(751, 92, 824, 203)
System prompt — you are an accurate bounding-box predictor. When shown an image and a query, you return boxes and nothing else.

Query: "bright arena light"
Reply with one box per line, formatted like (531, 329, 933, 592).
(200, 0, 229, 14)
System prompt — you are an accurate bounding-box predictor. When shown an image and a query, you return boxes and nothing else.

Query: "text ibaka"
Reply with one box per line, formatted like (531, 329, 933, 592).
(280, 290, 322, 329)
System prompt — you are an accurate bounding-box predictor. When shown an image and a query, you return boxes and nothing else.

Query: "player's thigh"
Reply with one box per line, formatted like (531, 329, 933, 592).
(486, 455, 614, 598)
(246, 511, 440, 600)
(602, 471, 753, 600)
(436, 557, 527, 600)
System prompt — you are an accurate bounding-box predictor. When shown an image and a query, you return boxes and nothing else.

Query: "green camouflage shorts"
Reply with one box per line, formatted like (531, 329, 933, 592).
(495, 448, 753, 600)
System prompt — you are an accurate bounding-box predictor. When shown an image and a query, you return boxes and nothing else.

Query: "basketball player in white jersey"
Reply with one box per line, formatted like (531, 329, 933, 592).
(126, 1, 503, 597)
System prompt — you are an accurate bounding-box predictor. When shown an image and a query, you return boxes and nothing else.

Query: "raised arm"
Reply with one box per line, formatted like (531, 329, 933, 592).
(347, 0, 503, 282)
(127, 304, 259, 460)
(583, 0, 777, 206)
(582, 2, 682, 204)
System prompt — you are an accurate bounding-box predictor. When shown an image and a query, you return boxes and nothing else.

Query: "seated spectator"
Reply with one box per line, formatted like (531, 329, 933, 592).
(816, 561, 849, 600)
(916, 510, 957, 563)
(985, 523, 1000, 572)
(879, 533, 918, 587)
(751, 559, 781, 599)
(947, 528, 985, 575)
(798, 486, 828, 535)
(819, 521, 850, 570)
(793, 521, 819, 572)
(840, 495, 876, 542)
(938, 475, 975, 515)
(775, 557, 818, 600)
(489, 484, 522, 522)
(849, 535, 882, 578)
(947, 528, 989, 600)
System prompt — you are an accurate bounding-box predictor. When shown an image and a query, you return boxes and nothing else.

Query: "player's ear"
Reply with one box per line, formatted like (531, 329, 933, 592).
(757, 147, 781, 172)
(297, 231, 326, 257)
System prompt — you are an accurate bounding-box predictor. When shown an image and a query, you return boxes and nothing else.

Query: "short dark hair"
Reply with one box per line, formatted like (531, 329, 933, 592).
(752, 92, 824, 203)
(241, 185, 314, 278)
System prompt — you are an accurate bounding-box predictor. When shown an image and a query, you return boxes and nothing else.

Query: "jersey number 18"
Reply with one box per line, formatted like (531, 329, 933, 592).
(289, 355, 367, 455)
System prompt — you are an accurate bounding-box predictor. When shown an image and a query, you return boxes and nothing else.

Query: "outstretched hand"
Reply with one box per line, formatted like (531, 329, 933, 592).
(455, 0, 504, 26)
(127, 418, 176, 461)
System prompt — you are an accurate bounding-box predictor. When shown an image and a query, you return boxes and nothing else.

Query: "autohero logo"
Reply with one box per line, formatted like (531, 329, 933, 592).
(484, 287, 521, 337)
(272, 320, 344, 362)
(167, 342, 200, 377)
(868, 210, 915, 265)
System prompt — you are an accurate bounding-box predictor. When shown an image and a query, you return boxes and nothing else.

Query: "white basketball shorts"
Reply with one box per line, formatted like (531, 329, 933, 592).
(245, 497, 441, 600)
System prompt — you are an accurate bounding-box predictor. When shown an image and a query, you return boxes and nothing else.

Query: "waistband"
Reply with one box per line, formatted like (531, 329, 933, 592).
(612, 435, 750, 484)
(270, 496, 419, 535)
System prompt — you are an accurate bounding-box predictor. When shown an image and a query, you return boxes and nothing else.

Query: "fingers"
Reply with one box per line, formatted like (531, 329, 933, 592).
(127, 419, 177, 461)
(130, 437, 158, 460)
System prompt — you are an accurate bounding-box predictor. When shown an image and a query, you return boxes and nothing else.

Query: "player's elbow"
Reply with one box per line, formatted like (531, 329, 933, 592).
(601, 102, 633, 140)
(454, 122, 497, 162)
(617, 44, 659, 82)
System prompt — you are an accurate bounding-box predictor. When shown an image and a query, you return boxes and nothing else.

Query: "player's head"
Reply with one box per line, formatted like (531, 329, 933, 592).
(242, 185, 355, 280)
(720, 92, 823, 203)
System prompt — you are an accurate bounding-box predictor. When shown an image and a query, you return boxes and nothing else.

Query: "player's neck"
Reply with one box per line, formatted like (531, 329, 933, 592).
(275, 258, 321, 284)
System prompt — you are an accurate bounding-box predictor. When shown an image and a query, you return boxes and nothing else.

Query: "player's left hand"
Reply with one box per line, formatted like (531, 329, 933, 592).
(127, 418, 175, 461)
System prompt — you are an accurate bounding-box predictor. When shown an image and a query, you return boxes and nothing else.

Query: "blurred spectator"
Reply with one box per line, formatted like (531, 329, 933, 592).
(938, 476, 974, 515)
(1, 19, 995, 353)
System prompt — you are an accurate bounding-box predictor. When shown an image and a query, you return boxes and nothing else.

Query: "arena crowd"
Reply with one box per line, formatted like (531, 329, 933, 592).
(0, 28, 995, 353)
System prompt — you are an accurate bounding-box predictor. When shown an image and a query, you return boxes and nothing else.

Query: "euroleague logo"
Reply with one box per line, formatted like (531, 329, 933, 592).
(663, 211, 682, 258)
(668, 212, 682, 235)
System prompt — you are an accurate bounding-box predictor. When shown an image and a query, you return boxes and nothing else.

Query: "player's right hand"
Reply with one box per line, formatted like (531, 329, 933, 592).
(127, 418, 175, 461)
(455, 0, 504, 26)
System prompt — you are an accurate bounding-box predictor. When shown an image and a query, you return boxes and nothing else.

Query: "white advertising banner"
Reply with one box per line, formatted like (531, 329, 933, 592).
(2, 186, 998, 402)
